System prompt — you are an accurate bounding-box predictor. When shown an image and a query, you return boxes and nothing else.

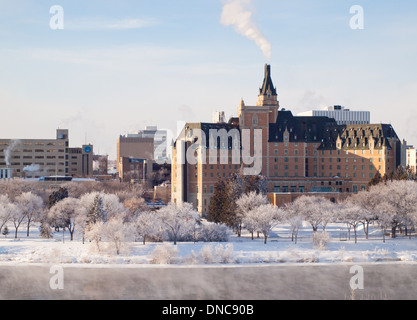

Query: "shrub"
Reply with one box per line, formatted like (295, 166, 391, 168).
(312, 231, 331, 250)
(198, 223, 229, 242)
(197, 244, 235, 264)
(149, 243, 179, 264)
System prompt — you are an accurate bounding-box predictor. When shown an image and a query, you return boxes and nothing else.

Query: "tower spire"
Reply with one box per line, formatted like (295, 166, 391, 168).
(256, 64, 279, 107)
(259, 64, 277, 96)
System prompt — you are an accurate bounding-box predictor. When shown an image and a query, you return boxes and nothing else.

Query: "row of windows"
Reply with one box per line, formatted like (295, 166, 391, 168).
(272, 172, 378, 179)
(0, 142, 66, 147)
(272, 156, 386, 163)
(181, 182, 370, 199)
(0, 162, 67, 167)
(272, 164, 381, 171)
(272, 149, 385, 157)
(274, 185, 305, 193)
(0, 149, 66, 153)
(1, 155, 67, 160)
(185, 148, 389, 163)
(203, 164, 240, 170)
(273, 184, 367, 194)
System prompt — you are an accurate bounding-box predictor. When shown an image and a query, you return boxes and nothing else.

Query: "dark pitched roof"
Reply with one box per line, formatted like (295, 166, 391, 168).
(269, 110, 337, 143)
(259, 64, 277, 96)
(319, 123, 399, 150)
(268, 110, 400, 150)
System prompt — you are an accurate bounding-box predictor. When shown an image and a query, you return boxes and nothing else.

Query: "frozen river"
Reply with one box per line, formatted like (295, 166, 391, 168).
(0, 262, 416, 300)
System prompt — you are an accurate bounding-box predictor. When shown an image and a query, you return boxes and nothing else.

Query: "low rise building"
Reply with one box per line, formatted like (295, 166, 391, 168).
(298, 105, 370, 125)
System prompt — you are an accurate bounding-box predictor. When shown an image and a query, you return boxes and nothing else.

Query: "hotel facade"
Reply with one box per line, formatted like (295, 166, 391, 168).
(171, 65, 403, 214)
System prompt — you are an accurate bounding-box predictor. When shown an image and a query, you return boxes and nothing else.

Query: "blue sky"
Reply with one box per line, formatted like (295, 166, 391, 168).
(1, 0, 416, 160)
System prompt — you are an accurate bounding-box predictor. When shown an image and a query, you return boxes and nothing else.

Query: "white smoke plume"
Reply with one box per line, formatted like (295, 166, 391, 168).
(93, 160, 100, 171)
(220, 0, 271, 60)
(4, 140, 21, 167)
(23, 164, 41, 173)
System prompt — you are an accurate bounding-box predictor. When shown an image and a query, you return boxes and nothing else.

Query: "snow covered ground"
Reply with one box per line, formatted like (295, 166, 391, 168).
(0, 221, 416, 266)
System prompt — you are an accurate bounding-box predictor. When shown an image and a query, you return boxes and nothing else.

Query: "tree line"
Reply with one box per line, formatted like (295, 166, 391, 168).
(1, 169, 417, 254)
(0, 182, 229, 255)
(207, 172, 417, 245)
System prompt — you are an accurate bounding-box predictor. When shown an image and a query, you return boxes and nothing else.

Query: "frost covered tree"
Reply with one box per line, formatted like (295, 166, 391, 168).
(339, 200, 364, 244)
(348, 188, 378, 239)
(78, 192, 128, 246)
(102, 216, 132, 255)
(244, 204, 280, 244)
(255, 204, 281, 244)
(382, 180, 417, 238)
(102, 193, 128, 220)
(158, 202, 200, 245)
(0, 195, 13, 233)
(374, 202, 394, 243)
(48, 197, 81, 241)
(85, 220, 105, 251)
(236, 191, 269, 239)
(81, 191, 127, 224)
(78, 193, 100, 243)
(10, 201, 24, 239)
(292, 196, 335, 232)
(79, 193, 101, 238)
(283, 202, 303, 244)
(134, 211, 160, 245)
(39, 218, 53, 239)
(372, 180, 417, 238)
(15, 192, 44, 237)
(241, 209, 258, 240)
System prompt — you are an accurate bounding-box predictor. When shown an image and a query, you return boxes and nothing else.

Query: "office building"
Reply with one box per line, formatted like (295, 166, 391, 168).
(0, 129, 94, 179)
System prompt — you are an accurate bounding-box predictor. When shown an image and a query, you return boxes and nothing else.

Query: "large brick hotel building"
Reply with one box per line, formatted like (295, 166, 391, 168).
(171, 65, 402, 214)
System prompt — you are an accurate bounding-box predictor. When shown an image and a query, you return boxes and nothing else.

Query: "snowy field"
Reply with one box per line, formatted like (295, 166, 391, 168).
(1, 221, 416, 266)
